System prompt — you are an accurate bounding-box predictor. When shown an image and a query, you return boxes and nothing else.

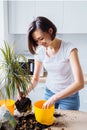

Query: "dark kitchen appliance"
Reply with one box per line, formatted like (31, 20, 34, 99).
(19, 59, 34, 75)
(28, 59, 34, 75)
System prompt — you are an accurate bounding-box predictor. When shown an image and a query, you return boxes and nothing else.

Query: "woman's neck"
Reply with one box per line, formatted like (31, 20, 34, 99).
(46, 38, 62, 57)
(49, 38, 61, 50)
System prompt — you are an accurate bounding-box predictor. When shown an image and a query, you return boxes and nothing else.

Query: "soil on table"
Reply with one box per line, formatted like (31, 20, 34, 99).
(15, 113, 53, 130)
(15, 112, 65, 130)
(0, 112, 65, 130)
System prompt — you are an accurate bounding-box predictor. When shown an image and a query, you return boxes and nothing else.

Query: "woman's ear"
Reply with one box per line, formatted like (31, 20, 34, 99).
(48, 28, 53, 34)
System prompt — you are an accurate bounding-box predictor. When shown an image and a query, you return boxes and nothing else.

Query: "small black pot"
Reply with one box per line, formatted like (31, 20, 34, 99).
(15, 97, 32, 113)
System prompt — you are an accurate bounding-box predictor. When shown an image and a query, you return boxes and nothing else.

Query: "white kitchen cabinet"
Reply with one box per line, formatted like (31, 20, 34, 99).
(8, 1, 63, 34)
(8, 1, 87, 34)
(63, 1, 87, 33)
(8, 1, 35, 34)
(35, 1, 63, 33)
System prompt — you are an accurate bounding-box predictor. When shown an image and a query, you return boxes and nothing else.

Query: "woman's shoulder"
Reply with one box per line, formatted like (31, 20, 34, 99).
(61, 40, 77, 59)
(62, 40, 74, 47)
(61, 40, 77, 50)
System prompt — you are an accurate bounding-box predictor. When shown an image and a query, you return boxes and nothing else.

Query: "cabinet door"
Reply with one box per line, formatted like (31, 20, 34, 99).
(35, 1, 63, 33)
(8, 1, 35, 34)
(63, 1, 87, 33)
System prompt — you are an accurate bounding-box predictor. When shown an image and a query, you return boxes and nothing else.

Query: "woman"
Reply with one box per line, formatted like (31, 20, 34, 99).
(27, 16, 84, 110)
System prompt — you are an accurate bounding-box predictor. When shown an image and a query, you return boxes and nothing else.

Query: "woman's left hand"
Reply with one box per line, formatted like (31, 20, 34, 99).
(42, 95, 57, 109)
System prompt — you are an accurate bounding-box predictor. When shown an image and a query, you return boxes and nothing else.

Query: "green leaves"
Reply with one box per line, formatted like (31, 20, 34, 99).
(0, 41, 31, 99)
(4, 110, 17, 128)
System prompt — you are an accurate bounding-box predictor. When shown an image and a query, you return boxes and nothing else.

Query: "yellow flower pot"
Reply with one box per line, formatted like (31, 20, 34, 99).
(0, 99, 15, 115)
(34, 100, 54, 125)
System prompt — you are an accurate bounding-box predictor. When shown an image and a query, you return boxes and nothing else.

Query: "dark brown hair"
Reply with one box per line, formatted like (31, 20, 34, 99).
(28, 16, 57, 54)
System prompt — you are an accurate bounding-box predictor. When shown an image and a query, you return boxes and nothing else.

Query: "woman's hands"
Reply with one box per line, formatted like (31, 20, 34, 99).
(42, 94, 57, 109)
(18, 91, 26, 100)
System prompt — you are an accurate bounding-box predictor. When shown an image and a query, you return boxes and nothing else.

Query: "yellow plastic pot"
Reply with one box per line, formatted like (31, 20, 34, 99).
(0, 99, 15, 115)
(34, 100, 54, 125)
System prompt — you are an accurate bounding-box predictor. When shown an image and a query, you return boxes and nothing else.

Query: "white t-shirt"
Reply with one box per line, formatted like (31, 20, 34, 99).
(34, 41, 77, 93)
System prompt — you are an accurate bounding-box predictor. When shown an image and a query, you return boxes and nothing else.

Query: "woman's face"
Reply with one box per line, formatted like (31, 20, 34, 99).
(32, 29, 53, 48)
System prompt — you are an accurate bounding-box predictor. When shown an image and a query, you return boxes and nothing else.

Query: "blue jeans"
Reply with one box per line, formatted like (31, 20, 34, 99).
(44, 87, 80, 110)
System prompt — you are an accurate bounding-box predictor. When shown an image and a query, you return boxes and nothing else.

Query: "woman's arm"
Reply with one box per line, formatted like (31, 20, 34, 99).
(28, 60, 43, 93)
(55, 48, 84, 98)
(43, 49, 84, 108)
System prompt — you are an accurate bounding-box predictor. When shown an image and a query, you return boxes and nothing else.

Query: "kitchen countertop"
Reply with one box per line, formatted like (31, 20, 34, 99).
(48, 109, 87, 130)
(2, 108, 87, 129)
(14, 109, 87, 130)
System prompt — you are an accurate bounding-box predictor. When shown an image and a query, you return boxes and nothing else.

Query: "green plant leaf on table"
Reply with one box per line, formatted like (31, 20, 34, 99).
(4, 111, 17, 128)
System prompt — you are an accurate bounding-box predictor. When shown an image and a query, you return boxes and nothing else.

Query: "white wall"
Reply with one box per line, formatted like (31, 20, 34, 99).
(0, 0, 14, 47)
(0, 1, 4, 44)
(3, 1, 15, 47)
(13, 34, 28, 55)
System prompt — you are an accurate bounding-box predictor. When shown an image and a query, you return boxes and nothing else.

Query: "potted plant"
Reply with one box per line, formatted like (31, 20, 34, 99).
(0, 41, 32, 114)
